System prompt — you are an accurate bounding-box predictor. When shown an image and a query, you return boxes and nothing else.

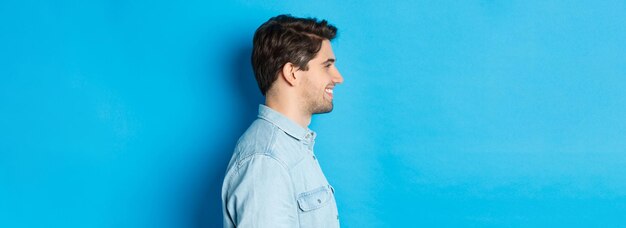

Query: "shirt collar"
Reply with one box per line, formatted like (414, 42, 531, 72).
(258, 104, 316, 142)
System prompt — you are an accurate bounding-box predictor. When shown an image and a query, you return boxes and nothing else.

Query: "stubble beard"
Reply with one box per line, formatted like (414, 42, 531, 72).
(302, 84, 333, 115)
(308, 95, 333, 114)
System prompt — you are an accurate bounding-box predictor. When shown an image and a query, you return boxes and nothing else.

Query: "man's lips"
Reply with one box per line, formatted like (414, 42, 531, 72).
(324, 87, 334, 98)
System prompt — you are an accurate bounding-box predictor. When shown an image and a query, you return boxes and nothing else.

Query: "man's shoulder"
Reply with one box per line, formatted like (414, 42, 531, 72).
(232, 118, 305, 171)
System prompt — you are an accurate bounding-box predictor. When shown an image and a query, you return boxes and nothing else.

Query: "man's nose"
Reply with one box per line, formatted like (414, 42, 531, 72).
(333, 71, 344, 84)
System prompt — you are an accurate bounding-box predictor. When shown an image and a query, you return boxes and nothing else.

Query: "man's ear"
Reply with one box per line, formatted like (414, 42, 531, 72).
(281, 62, 298, 86)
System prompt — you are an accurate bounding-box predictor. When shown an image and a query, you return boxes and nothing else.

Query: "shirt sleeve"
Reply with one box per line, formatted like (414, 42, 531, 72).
(223, 154, 298, 227)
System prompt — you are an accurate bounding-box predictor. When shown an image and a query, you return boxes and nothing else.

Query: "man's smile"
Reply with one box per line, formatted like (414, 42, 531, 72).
(324, 87, 334, 99)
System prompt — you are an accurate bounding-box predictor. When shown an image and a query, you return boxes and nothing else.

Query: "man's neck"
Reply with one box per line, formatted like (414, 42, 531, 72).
(265, 99, 311, 129)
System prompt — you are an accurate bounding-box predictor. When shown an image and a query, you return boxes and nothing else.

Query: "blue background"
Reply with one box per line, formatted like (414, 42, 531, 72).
(2, 0, 626, 227)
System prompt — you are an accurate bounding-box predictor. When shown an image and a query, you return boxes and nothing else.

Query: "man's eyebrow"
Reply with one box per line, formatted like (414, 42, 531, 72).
(321, 58, 336, 65)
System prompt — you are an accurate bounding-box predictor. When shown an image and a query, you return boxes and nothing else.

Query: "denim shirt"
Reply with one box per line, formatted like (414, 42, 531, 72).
(222, 104, 340, 228)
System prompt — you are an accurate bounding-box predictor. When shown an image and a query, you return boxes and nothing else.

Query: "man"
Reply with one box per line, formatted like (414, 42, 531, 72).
(221, 14, 344, 228)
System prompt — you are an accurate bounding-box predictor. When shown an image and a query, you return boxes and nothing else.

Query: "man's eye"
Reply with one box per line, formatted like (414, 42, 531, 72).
(325, 64, 332, 68)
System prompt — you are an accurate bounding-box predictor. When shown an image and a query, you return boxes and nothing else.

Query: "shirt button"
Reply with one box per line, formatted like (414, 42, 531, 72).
(312, 155, 316, 160)
(317, 199, 321, 203)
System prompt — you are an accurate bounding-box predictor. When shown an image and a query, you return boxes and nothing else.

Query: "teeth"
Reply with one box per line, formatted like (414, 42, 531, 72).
(325, 88, 333, 94)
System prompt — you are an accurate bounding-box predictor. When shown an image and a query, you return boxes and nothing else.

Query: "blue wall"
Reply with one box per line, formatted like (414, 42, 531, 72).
(2, 1, 626, 227)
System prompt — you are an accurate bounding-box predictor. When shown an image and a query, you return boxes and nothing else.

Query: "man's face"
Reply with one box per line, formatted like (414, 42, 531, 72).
(299, 40, 344, 114)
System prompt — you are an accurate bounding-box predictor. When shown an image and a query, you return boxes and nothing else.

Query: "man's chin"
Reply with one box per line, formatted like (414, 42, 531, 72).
(313, 103, 334, 114)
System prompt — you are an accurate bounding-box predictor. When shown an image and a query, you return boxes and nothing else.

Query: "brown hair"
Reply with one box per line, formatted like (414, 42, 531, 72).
(251, 14, 337, 96)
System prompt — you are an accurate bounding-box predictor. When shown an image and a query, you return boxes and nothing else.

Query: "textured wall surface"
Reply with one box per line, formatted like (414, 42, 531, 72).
(2, 1, 626, 227)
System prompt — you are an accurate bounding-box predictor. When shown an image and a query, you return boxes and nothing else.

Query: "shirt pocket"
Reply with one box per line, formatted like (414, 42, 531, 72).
(297, 185, 333, 212)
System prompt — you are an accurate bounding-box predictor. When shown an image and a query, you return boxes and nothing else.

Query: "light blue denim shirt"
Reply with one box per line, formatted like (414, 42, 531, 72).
(222, 104, 340, 228)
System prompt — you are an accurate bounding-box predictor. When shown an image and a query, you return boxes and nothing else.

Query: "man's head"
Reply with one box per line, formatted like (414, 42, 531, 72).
(252, 14, 344, 114)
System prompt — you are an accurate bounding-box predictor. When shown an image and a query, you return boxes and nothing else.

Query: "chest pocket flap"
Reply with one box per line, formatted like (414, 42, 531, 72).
(297, 185, 333, 212)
